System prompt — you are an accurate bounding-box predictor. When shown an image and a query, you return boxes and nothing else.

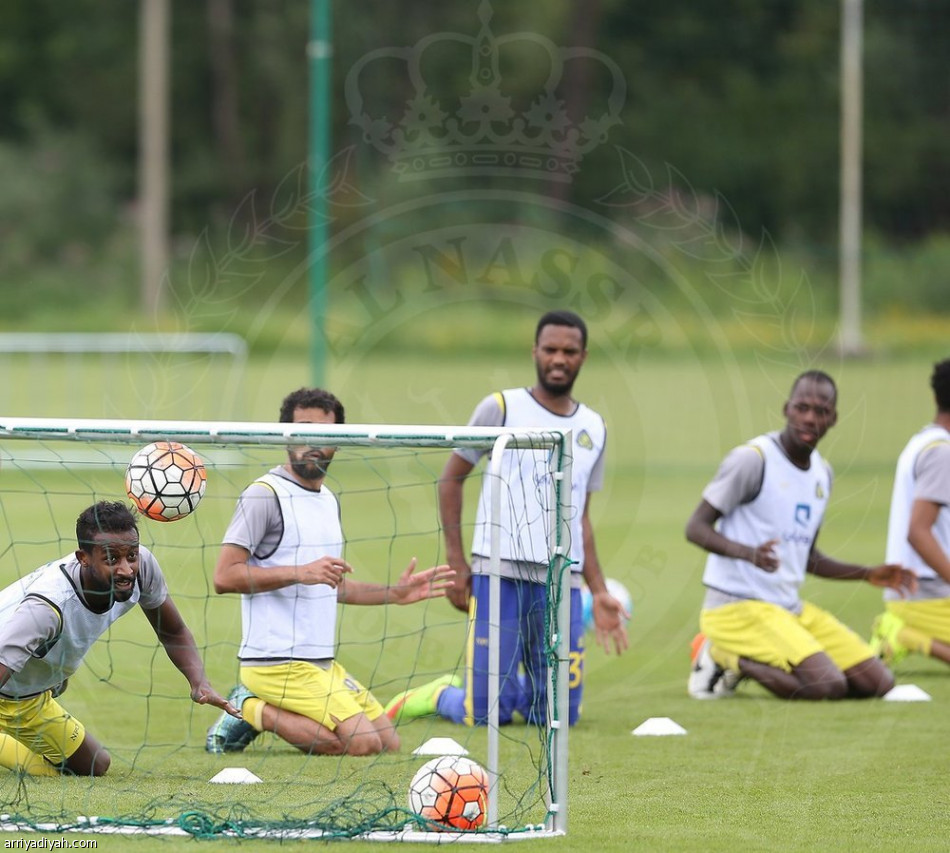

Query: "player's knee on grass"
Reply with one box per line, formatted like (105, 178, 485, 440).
(91, 750, 111, 776)
(65, 740, 111, 776)
(295, 736, 345, 756)
(336, 713, 386, 756)
(377, 721, 400, 753)
(792, 653, 848, 700)
(342, 732, 384, 757)
(845, 657, 895, 698)
(796, 676, 848, 701)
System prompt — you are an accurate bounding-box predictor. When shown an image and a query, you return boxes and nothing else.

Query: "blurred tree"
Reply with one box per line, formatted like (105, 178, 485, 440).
(0, 0, 138, 185)
(864, 0, 950, 238)
(207, 0, 246, 199)
(0, 0, 947, 271)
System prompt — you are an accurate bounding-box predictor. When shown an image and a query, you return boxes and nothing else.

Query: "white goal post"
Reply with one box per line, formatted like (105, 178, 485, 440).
(0, 416, 573, 842)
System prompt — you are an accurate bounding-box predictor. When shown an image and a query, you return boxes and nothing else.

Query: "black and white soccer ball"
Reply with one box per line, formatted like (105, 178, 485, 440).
(125, 441, 207, 522)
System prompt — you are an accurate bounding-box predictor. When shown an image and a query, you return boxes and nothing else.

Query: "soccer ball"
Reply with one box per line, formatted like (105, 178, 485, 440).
(408, 755, 488, 831)
(125, 441, 207, 522)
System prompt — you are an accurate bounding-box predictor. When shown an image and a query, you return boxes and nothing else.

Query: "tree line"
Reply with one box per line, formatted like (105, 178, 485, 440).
(0, 0, 947, 282)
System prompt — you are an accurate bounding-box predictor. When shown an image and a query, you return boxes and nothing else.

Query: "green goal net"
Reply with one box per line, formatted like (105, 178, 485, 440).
(0, 417, 571, 842)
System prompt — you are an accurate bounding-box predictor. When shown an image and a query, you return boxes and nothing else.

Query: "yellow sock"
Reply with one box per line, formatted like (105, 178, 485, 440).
(898, 625, 933, 657)
(0, 733, 59, 777)
(242, 697, 265, 731)
(711, 645, 739, 672)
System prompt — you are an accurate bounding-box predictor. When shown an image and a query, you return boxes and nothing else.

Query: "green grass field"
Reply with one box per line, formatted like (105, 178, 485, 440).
(1, 347, 948, 852)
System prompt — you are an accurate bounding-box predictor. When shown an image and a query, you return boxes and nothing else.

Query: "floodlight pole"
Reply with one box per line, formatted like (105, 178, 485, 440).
(139, 0, 170, 317)
(308, 0, 332, 385)
(839, 0, 864, 355)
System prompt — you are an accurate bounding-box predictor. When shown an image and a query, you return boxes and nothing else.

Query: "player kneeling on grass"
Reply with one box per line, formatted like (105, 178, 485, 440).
(0, 501, 240, 776)
(685, 370, 918, 701)
(869, 357, 950, 668)
(205, 387, 454, 758)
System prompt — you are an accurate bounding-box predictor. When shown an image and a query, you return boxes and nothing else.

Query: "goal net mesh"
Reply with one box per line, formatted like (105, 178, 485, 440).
(0, 420, 569, 842)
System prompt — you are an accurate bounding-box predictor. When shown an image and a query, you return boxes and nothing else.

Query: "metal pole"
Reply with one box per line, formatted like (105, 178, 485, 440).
(139, 0, 170, 317)
(486, 433, 512, 829)
(839, 0, 864, 355)
(550, 432, 572, 835)
(308, 0, 332, 385)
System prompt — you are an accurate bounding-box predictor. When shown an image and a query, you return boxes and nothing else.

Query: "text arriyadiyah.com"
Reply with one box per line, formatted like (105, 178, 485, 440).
(3, 838, 99, 850)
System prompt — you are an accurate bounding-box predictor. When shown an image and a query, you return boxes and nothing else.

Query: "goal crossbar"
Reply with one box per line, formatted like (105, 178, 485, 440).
(0, 417, 567, 451)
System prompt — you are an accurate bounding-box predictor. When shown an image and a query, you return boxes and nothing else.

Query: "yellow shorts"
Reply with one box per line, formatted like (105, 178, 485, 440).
(240, 661, 384, 731)
(886, 598, 950, 644)
(0, 692, 84, 763)
(700, 599, 873, 673)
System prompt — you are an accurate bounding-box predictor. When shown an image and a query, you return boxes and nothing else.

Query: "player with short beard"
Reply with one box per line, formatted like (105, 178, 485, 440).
(385, 310, 628, 728)
(206, 387, 454, 756)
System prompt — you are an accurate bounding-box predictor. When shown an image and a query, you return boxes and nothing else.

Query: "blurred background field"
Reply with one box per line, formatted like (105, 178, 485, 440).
(1, 0, 950, 850)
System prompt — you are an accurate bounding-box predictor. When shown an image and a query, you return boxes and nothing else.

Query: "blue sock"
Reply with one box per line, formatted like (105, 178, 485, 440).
(436, 685, 466, 724)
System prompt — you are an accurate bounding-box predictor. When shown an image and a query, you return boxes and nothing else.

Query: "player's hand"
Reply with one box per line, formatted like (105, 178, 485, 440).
(592, 591, 629, 655)
(390, 557, 455, 604)
(446, 559, 472, 613)
(191, 681, 243, 719)
(299, 555, 353, 588)
(749, 539, 780, 572)
(866, 563, 918, 597)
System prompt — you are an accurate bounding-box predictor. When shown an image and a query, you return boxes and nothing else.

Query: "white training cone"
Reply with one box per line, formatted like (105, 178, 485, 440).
(632, 717, 688, 736)
(883, 684, 932, 702)
(209, 767, 263, 784)
(412, 737, 469, 756)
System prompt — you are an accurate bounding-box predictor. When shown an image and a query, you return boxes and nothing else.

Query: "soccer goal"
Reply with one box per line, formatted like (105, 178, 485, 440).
(0, 416, 572, 843)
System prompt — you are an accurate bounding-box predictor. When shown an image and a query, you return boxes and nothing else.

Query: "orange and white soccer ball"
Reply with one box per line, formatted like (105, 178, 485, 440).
(125, 441, 207, 522)
(408, 755, 488, 831)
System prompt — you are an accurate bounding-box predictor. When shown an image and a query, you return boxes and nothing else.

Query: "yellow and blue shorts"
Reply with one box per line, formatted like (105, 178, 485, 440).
(0, 691, 84, 764)
(440, 576, 583, 727)
(700, 599, 873, 673)
(240, 660, 384, 731)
